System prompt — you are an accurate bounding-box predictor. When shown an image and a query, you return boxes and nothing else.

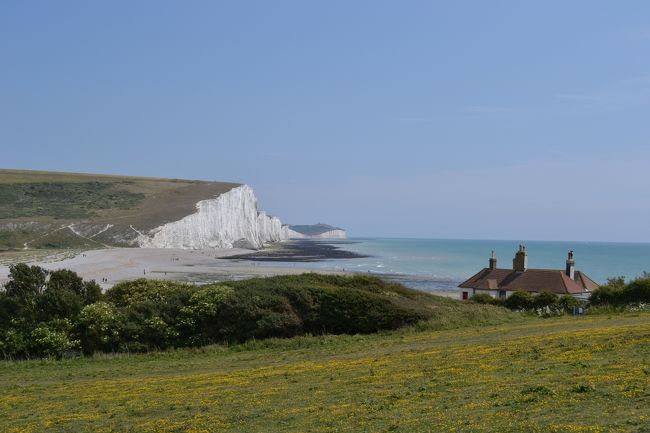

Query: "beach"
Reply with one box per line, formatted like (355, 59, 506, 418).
(12, 236, 650, 298)
(0, 246, 354, 291)
(5, 237, 650, 299)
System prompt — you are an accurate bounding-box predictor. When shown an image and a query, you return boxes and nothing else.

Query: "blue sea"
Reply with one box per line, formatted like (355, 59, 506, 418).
(266, 238, 650, 293)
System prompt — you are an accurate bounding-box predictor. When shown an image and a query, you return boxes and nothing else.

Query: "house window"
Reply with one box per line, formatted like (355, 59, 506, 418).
(498, 290, 506, 299)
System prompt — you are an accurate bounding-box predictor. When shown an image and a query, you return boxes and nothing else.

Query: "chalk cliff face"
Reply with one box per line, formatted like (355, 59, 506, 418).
(138, 185, 289, 249)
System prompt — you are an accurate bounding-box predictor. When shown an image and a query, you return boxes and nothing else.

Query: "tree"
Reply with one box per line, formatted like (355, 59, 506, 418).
(558, 295, 581, 311)
(3, 264, 48, 322)
(29, 319, 79, 359)
(179, 285, 235, 345)
(37, 269, 103, 321)
(504, 291, 533, 310)
(624, 277, 650, 303)
(4, 263, 47, 300)
(78, 302, 123, 355)
(605, 276, 626, 290)
(589, 285, 623, 305)
(533, 292, 559, 309)
(0, 292, 21, 330)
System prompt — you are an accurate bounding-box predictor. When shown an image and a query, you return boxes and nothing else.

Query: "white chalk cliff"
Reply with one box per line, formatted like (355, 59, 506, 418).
(137, 185, 289, 249)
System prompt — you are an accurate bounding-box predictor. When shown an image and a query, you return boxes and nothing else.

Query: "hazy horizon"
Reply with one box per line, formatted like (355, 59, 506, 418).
(2, 1, 649, 242)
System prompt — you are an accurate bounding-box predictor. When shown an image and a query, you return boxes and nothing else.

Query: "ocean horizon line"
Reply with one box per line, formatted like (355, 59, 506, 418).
(345, 236, 650, 246)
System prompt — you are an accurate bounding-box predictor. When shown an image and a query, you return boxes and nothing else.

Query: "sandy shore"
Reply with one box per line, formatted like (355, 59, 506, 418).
(0, 247, 351, 290)
(0, 246, 461, 299)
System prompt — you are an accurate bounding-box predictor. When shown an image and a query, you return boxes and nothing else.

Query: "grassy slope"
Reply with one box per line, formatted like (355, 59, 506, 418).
(0, 169, 240, 249)
(289, 223, 343, 236)
(2, 312, 649, 433)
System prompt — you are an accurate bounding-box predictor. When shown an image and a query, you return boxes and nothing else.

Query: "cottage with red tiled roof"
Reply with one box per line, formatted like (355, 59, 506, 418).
(458, 246, 599, 300)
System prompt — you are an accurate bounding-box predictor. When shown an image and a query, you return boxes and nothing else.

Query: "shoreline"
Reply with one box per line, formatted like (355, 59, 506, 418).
(0, 247, 348, 290)
(223, 239, 369, 262)
(0, 241, 461, 299)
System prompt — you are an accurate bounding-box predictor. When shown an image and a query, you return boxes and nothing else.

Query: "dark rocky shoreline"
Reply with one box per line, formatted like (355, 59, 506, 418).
(224, 240, 368, 262)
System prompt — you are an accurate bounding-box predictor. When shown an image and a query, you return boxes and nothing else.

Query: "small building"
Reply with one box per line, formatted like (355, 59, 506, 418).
(459, 246, 599, 300)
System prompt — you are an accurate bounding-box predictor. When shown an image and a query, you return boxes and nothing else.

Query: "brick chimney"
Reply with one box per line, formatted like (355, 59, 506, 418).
(566, 250, 575, 280)
(513, 245, 528, 272)
(489, 250, 497, 270)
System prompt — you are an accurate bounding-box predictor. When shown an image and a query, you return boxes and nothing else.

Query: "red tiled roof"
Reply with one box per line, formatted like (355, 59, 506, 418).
(458, 268, 598, 295)
(574, 271, 599, 291)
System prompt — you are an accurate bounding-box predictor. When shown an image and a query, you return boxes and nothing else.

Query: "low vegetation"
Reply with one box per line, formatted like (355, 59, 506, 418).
(0, 182, 145, 219)
(0, 169, 240, 249)
(471, 290, 581, 314)
(2, 265, 649, 431)
(588, 275, 650, 307)
(0, 266, 511, 359)
(1, 311, 648, 432)
(470, 275, 650, 315)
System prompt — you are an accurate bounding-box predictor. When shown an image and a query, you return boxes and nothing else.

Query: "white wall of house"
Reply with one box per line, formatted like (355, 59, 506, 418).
(472, 288, 515, 299)
(467, 288, 589, 299)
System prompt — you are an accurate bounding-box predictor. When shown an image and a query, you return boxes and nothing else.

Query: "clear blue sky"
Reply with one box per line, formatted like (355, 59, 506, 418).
(1, 1, 649, 242)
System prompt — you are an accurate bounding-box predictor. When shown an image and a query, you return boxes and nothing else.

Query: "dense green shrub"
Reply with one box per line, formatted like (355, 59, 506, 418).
(589, 285, 623, 305)
(317, 287, 421, 333)
(504, 291, 534, 310)
(533, 292, 558, 309)
(2, 267, 493, 358)
(99, 275, 432, 350)
(605, 276, 626, 290)
(623, 278, 650, 303)
(4, 263, 48, 300)
(219, 288, 302, 341)
(0, 293, 21, 329)
(105, 279, 196, 350)
(2, 265, 101, 324)
(558, 295, 581, 311)
(0, 265, 104, 358)
(588, 276, 650, 306)
(3, 264, 48, 322)
(0, 327, 29, 359)
(470, 293, 496, 304)
(469, 291, 580, 313)
(179, 285, 235, 345)
(77, 302, 123, 354)
(106, 279, 195, 307)
(37, 271, 100, 322)
(227, 274, 430, 336)
(29, 319, 79, 359)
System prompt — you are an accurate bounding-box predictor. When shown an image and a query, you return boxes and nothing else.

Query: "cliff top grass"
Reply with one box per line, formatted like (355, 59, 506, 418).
(0, 169, 240, 223)
(1, 310, 648, 433)
(0, 169, 240, 249)
(289, 223, 344, 236)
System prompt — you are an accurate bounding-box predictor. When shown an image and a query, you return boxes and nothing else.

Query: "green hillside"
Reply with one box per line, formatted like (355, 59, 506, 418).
(0, 169, 239, 250)
(289, 223, 344, 236)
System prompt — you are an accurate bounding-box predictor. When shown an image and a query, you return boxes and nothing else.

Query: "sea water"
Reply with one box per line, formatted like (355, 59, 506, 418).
(265, 238, 650, 293)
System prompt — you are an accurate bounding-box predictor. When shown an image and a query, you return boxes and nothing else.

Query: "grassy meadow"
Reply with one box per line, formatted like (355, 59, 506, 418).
(2, 311, 649, 433)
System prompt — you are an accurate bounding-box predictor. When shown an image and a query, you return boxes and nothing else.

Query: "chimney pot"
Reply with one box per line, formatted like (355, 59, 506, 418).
(513, 245, 528, 272)
(489, 250, 497, 269)
(566, 250, 575, 279)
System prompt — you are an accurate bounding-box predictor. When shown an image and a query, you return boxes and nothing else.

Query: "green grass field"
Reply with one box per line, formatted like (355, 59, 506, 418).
(2, 312, 649, 433)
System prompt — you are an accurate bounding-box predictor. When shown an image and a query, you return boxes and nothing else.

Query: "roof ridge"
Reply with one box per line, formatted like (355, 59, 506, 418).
(559, 272, 571, 293)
